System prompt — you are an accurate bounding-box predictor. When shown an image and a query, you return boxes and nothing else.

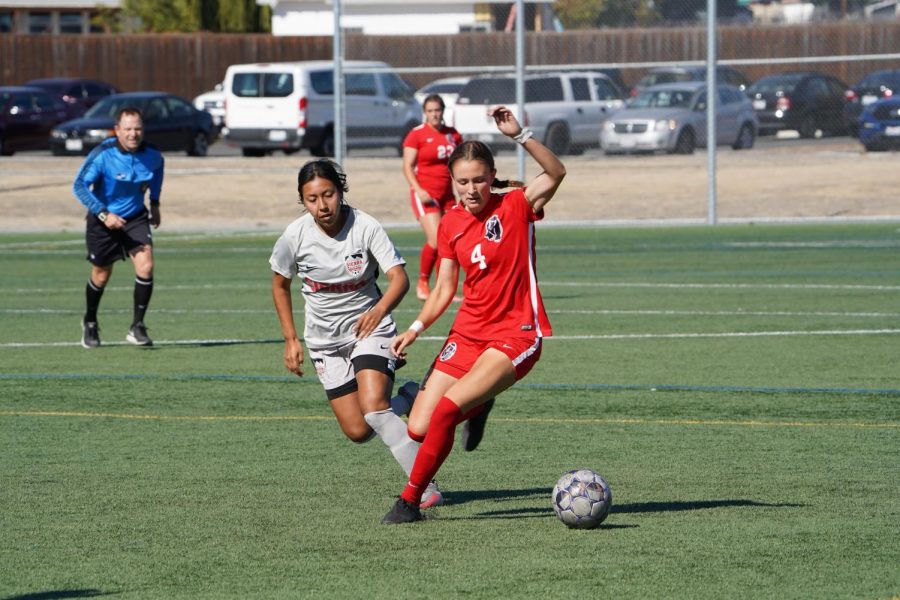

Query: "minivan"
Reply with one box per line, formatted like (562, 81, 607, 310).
(222, 60, 420, 157)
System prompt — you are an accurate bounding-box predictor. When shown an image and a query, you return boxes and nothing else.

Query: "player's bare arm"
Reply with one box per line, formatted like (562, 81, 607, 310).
(271, 273, 304, 376)
(391, 257, 459, 357)
(354, 264, 409, 339)
(488, 105, 566, 213)
(402, 146, 435, 205)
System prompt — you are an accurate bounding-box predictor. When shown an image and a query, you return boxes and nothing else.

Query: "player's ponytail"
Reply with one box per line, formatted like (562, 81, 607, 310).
(492, 178, 525, 189)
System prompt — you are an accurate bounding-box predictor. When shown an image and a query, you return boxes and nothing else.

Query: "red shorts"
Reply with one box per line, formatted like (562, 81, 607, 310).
(410, 188, 457, 219)
(431, 332, 543, 382)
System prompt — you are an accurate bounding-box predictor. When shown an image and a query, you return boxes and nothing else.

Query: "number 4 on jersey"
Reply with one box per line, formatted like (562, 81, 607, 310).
(471, 243, 487, 270)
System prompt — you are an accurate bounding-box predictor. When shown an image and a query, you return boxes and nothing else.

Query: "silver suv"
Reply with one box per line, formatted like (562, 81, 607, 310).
(453, 72, 625, 155)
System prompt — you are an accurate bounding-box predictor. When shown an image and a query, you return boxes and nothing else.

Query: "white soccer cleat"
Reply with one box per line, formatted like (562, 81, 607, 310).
(420, 480, 444, 508)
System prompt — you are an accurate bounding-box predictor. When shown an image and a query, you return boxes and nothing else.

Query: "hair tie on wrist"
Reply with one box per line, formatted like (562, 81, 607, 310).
(512, 128, 533, 144)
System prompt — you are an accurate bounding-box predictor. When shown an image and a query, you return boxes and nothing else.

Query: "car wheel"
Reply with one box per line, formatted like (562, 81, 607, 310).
(241, 148, 267, 157)
(0, 136, 12, 156)
(798, 115, 818, 139)
(312, 129, 334, 157)
(732, 123, 755, 150)
(545, 122, 571, 155)
(187, 132, 209, 157)
(673, 128, 695, 154)
(863, 142, 885, 152)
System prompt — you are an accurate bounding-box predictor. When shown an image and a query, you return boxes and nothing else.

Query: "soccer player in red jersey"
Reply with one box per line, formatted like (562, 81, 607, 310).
(402, 94, 464, 301)
(382, 105, 566, 524)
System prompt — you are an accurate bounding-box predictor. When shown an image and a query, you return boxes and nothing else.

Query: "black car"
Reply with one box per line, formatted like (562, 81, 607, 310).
(843, 69, 900, 137)
(50, 92, 214, 156)
(0, 86, 69, 155)
(24, 77, 118, 121)
(748, 71, 849, 138)
(631, 65, 751, 96)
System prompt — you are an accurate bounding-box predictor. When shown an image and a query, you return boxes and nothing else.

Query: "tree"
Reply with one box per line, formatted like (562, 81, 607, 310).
(554, 0, 606, 29)
(122, 0, 270, 32)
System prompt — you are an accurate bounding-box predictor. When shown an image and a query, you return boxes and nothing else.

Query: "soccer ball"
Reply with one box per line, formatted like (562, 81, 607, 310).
(552, 469, 612, 529)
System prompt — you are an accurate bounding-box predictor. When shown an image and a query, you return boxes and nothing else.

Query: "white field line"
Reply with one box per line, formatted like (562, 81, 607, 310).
(4, 281, 900, 295)
(2, 307, 898, 319)
(3, 329, 899, 348)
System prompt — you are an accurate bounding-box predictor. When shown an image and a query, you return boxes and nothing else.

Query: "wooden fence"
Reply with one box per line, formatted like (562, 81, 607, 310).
(1, 21, 898, 100)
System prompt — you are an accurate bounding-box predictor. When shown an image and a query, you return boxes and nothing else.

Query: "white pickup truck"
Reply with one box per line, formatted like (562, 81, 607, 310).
(453, 71, 626, 155)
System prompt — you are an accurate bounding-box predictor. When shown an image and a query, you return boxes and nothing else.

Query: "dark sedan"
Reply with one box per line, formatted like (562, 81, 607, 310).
(24, 77, 118, 121)
(748, 71, 849, 138)
(0, 86, 69, 155)
(843, 69, 900, 137)
(857, 97, 900, 152)
(50, 92, 214, 156)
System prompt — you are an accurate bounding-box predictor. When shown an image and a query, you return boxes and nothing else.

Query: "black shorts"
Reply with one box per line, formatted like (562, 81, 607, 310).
(85, 209, 153, 266)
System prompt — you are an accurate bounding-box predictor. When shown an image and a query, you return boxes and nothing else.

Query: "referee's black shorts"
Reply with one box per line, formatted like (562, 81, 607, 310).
(85, 209, 153, 266)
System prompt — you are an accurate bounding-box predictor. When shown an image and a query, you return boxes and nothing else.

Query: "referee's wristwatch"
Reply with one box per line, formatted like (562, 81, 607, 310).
(97, 210, 109, 223)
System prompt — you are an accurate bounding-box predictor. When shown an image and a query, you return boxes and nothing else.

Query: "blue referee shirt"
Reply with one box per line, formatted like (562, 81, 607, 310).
(73, 138, 164, 219)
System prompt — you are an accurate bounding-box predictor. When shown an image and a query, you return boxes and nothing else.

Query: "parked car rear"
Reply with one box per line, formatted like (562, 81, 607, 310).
(24, 78, 118, 121)
(857, 97, 900, 152)
(50, 91, 214, 156)
(454, 71, 625, 155)
(0, 86, 69, 155)
(222, 60, 420, 157)
(843, 69, 900, 136)
(748, 71, 849, 138)
(600, 82, 757, 155)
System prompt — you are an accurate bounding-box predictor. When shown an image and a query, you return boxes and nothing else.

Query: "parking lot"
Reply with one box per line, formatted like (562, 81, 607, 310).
(1, 133, 897, 233)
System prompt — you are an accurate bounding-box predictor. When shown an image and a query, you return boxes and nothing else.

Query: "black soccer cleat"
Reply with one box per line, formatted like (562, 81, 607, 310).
(126, 322, 153, 346)
(461, 397, 495, 452)
(81, 320, 101, 349)
(381, 497, 423, 524)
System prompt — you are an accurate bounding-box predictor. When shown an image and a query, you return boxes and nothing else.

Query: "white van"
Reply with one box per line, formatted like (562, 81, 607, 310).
(222, 60, 420, 157)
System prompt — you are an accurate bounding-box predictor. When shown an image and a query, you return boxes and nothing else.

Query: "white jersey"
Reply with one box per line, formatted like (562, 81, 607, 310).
(270, 206, 406, 349)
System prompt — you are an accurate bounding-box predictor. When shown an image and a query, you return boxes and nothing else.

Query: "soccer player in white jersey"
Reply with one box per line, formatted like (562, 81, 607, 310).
(270, 159, 442, 508)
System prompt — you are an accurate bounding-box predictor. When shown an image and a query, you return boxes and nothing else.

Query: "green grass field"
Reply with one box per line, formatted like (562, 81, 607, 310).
(1, 223, 898, 599)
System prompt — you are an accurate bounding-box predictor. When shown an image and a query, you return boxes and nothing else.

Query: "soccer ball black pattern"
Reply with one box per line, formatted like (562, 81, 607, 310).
(552, 469, 612, 529)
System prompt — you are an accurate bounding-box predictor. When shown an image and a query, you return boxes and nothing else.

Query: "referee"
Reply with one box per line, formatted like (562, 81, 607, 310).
(73, 107, 164, 348)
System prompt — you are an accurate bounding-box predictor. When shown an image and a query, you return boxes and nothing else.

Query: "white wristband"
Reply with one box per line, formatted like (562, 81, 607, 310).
(409, 320, 425, 334)
(512, 128, 533, 144)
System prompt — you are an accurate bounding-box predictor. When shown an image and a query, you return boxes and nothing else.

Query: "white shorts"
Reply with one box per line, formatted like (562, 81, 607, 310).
(308, 331, 401, 400)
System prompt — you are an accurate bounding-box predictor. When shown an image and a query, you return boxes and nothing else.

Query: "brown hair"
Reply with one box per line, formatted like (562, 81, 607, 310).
(422, 93, 445, 111)
(447, 140, 523, 189)
(115, 107, 143, 124)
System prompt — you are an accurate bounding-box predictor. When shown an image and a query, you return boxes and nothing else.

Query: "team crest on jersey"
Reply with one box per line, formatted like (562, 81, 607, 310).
(484, 215, 503, 242)
(439, 342, 458, 362)
(344, 251, 365, 276)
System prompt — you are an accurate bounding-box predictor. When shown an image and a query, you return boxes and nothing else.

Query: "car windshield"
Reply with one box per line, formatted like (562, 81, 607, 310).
(639, 71, 692, 87)
(629, 88, 695, 109)
(84, 96, 150, 119)
(860, 71, 900, 88)
(424, 82, 465, 95)
(457, 79, 514, 104)
(749, 74, 805, 94)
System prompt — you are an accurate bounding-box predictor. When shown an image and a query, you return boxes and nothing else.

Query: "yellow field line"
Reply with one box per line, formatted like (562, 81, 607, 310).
(1, 410, 897, 430)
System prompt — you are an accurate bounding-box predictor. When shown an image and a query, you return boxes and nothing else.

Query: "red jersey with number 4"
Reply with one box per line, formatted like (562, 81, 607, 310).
(402, 124, 463, 199)
(437, 188, 552, 342)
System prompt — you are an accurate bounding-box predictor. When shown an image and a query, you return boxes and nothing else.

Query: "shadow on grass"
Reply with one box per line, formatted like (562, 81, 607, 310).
(614, 499, 804, 513)
(2, 590, 118, 600)
(439, 490, 802, 523)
